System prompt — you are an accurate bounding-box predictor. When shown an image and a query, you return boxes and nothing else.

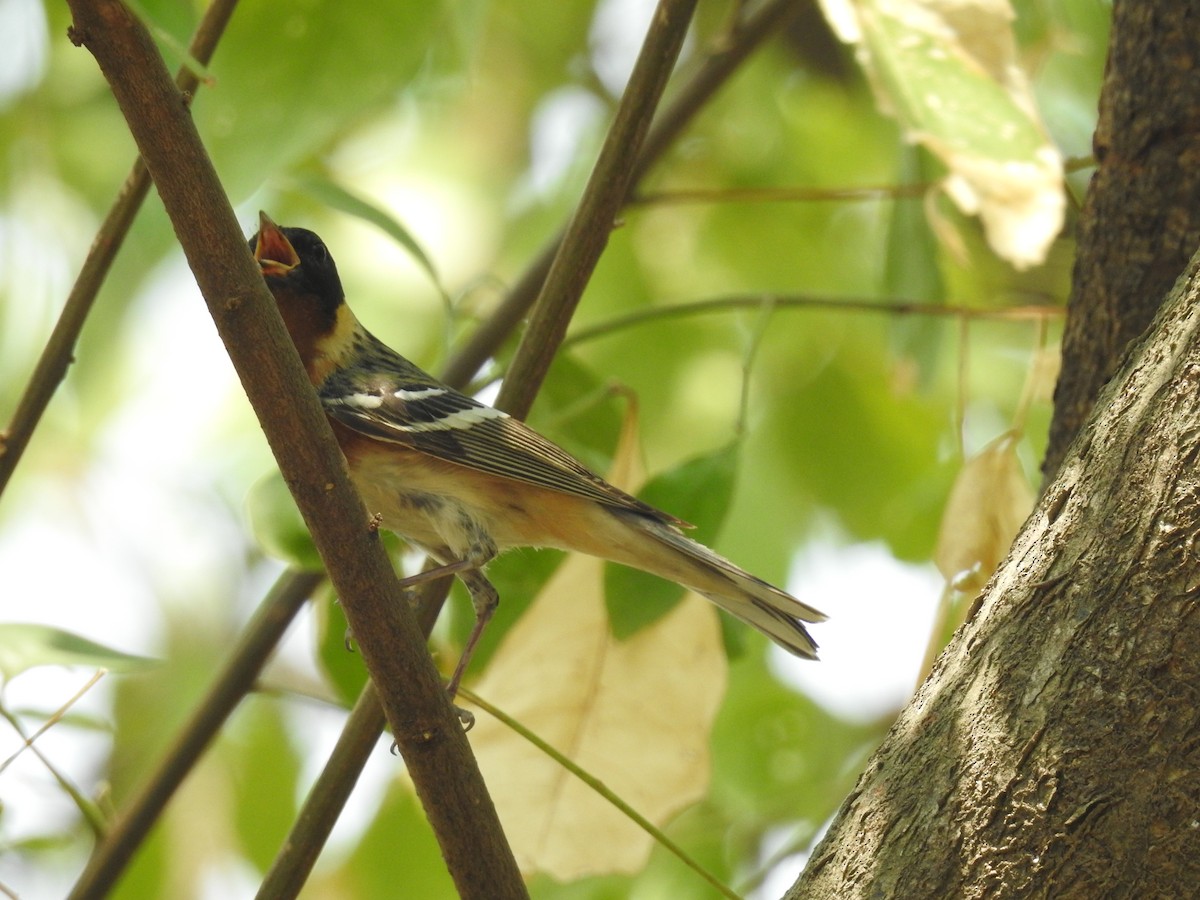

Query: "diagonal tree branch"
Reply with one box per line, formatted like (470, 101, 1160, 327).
(495, 0, 699, 416)
(439, 0, 806, 390)
(0, 0, 241, 504)
(259, 0, 704, 890)
(0, 0, 240, 502)
(256, 680, 387, 898)
(69, 570, 321, 899)
(62, 2, 525, 898)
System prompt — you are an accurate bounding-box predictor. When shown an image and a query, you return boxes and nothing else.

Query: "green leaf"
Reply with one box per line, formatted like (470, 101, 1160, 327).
(289, 173, 450, 303)
(245, 472, 323, 571)
(841, 0, 1064, 267)
(194, 2, 448, 200)
(229, 697, 302, 870)
(315, 583, 371, 707)
(606, 444, 739, 641)
(0, 624, 157, 680)
(763, 319, 952, 560)
(339, 786, 457, 898)
(527, 352, 626, 474)
(864, 11, 1045, 162)
(884, 145, 946, 388)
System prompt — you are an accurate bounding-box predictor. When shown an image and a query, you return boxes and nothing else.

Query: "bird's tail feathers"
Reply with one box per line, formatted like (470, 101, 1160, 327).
(610, 509, 825, 659)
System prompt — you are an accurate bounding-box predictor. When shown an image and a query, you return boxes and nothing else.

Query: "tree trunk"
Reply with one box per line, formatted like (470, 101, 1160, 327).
(1044, 1, 1200, 482)
(789, 246, 1200, 896)
(788, 4, 1200, 895)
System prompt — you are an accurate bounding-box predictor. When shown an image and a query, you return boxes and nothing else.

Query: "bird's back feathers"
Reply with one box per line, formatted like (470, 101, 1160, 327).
(320, 332, 682, 525)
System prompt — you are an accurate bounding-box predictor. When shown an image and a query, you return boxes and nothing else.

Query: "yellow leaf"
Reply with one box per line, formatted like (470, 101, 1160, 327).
(934, 433, 1033, 593)
(462, 404, 727, 879)
(817, 0, 1064, 268)
(1025, 345, 1061, 406)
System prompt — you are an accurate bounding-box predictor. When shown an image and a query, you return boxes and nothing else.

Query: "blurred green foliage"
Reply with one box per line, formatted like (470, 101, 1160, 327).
(0, 0, 1107, 897)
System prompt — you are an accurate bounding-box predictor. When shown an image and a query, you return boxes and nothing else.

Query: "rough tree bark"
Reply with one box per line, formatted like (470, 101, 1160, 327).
(1044, 1, 1200, 482)
(789, 3, 1200, 895)
(790, 244, 1200, 899)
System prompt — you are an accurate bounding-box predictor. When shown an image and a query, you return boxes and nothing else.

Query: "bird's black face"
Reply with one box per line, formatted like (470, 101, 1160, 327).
(251, 213, 345, 324)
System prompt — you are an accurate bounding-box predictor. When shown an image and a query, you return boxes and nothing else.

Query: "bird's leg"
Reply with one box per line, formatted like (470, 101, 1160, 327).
(395, 557, 475, 593)
(444, 569, 500, 701)
(344, 558, 473, 650)
(388, 556, 487, 730)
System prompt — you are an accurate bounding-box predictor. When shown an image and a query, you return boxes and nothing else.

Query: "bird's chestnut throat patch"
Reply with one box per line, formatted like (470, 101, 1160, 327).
(267, 298, 360, 386)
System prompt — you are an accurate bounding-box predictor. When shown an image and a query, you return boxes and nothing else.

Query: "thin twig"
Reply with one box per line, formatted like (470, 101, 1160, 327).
(563, 294, 1064, 348)
(461, 688, 744, 900)
(439, 0, 806, 390)
(629, 183, 930, 206)
(496, 0, 700, 417)
(0, 671, 108, 836)
(255, 681, 388, 899)
(0, 0, 240, 502)
(0, 669, 106, 777)
(68, 570, 321, 899)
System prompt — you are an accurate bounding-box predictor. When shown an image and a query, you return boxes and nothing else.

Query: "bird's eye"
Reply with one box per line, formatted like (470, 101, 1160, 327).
(312, 242, 329, 262)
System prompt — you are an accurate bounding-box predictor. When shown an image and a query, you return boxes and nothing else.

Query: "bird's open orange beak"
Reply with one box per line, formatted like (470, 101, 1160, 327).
(254, 211, 299, 276)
